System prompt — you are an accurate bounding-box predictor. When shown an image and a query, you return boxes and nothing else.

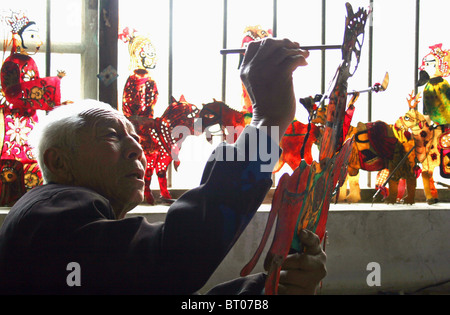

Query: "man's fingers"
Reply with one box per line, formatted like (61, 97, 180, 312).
(255, 38, 299, 61)
(240, 40, 262, 68)
(278, 254, 327, 295)
(240, 38, 309, 83)
(281, 251, 327, 272)
(299, 229, 322, 255)
(244, 37, 305, 63)
(273, 47, 309, 65)
(279, 268, 326, 288)
(282, 53, 309, 73)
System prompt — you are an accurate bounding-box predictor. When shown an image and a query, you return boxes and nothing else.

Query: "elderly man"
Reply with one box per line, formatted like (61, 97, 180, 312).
(0, 38, 326, 294)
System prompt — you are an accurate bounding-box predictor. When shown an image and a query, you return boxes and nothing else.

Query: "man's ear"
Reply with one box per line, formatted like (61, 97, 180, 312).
(43, 147, 74, 183)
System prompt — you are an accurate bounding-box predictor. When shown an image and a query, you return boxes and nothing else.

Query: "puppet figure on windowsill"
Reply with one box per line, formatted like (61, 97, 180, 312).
(0, 11, 65, 206)
(119, 27, 162, 204)
(418, 43, 450, 179)
(119, 27, 158, 119)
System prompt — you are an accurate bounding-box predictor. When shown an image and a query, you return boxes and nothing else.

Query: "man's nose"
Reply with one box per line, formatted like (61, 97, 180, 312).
(125, 136, 144, 160)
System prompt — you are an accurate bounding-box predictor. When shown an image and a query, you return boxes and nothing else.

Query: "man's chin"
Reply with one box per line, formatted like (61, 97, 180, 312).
(113, 193, 145, 219)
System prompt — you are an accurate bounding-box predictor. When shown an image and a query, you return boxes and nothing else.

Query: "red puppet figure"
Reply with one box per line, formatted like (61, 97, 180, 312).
(128, 96, 199, 205)
(120, 27, 158, 119)
(120, 28, 162, 204)
(0, 12, 64, 205)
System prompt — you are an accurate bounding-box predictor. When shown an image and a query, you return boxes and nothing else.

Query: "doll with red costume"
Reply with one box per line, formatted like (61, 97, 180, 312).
(0, 11, 64, 205)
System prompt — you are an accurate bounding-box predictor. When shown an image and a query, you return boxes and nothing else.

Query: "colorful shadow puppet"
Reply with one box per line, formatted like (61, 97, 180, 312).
(128, 96, 199, 205)
(0, 11, 64, 205)
(119, 27, 158, 118)
(419, 43, 450, 179)
(196, 99, 320, 169)
(337, 92, 442, 205)
(342, 93, 419, 204)
(241, 3, 368, 294)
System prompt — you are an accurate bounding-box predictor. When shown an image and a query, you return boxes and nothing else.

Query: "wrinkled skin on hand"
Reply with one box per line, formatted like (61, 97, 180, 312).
(277, 229, 327, 295)
(239, 38, 309, 139)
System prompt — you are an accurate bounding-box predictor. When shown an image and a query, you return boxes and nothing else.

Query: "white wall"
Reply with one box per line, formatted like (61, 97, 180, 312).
(127, 203, 450, 295)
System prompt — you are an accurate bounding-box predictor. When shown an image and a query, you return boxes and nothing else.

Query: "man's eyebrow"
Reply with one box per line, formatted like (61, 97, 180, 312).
(123, 121, 142, 142)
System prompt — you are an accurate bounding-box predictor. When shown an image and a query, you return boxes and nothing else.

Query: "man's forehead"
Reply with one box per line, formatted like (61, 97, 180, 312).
(81, 108, 135, 131)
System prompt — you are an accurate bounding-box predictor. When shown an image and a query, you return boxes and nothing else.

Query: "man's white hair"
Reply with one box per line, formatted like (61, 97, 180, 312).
(29, 99, 117, 184)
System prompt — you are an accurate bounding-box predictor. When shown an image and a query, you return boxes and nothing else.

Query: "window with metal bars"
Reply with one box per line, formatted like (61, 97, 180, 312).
(2, 0, 449, 192)
(1, 0, 98, 102)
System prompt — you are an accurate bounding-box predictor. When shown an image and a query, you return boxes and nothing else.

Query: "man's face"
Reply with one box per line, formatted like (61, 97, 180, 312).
(70, 110, 147, 218)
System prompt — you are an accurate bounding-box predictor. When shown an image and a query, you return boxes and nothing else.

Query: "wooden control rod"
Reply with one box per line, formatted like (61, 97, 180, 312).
(220, 44, 342, 55)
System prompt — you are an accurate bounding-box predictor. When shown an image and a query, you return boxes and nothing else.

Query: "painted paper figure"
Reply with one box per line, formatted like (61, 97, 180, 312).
(419, 44, 450, 125)
(1, 12, 63, 114)
(397, 92, 441, 204)
(240, 3, 368, 294)
(349, 104, 418, 204)
(0, 11, 64, 205)
(337, 92, 440, 205)
(128, 96, 199, 205)
(120, 27, 158, 118)
(196, 99, 320, 168)
(419, 43, 450, 178)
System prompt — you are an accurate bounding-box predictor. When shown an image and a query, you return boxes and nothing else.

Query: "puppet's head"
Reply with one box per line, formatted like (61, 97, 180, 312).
(241, 25, 272, 49)
(420, 44, 450, 79)
(5, 11, 42, 55)
(119, 27, 157, 71)
(395, 91, 425, 131)
(163, 95, 199, 135)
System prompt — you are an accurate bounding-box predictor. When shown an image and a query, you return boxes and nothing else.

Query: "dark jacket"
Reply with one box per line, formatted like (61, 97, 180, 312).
(0, 126, 278, 294)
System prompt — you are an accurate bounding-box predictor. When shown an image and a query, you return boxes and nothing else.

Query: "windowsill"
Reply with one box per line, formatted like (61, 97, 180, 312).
(1, 188, 449, 214)
(137, 187, 450, 207)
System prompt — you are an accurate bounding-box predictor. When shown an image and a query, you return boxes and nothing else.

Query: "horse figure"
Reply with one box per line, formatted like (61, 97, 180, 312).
(129, 95, 199, 204)
(195, 99, 246, 143)
(195, 99, 320, 171)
